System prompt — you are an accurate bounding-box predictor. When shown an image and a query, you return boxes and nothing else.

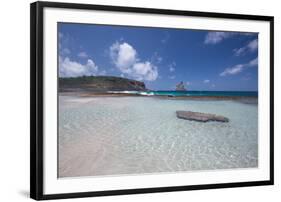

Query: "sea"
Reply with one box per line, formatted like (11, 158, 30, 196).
(107, 90, 258, 97)
(58, 94, 258, 178)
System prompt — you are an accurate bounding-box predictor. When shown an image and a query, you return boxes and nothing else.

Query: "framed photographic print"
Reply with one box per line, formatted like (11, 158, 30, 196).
(30, 1, 274, 200)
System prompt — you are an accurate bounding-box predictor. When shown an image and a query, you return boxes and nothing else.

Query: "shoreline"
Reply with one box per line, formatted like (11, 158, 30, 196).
(59, 91, 258, 104)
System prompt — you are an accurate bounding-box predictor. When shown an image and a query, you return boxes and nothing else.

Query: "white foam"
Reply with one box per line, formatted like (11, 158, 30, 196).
(107, 91, 155, 96)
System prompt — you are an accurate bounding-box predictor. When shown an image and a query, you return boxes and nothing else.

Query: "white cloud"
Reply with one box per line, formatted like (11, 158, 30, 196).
(248, 39, 258, 51)
(78, 51, 88, 58)
(168, 62, 176, 72)
(157, 56, 163, 63)
(132, 62, 158, 81)
(151, 52, 163, 64)
(204, 32, 256, 45)
(110, 42, 137, 74)
(58, 33, 100, 78)
(204, 79, 210, 83)
(233, 48, 245, 56)
(249, 57, 258, 66)
(169, 66, 175, 72)
(59, 56, 98, 77)
(168, 75, 176, 79)
(220, 65, 244, 76)
(58, 32, 74, 56)
(109, 41, 158, 81)
(220, 57, 258, 76)
(204, 32, 235, 44)
(234, 39, 258, 56)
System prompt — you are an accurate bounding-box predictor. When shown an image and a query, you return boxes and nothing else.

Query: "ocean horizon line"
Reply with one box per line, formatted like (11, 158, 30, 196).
(151, 90, 258, 93)
(107, 90, 258, 97)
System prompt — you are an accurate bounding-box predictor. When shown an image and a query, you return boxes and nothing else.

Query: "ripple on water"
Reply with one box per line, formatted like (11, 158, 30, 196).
(58, 96, 258, 178)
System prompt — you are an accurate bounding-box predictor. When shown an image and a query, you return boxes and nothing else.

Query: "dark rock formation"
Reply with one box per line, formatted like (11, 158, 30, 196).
(176, 111, 229, 122)
(175, 81, 186, 91)
(59, 76, 147, 92)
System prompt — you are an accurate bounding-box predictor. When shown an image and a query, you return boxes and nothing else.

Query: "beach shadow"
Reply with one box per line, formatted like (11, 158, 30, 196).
(18, 190, 29, 198)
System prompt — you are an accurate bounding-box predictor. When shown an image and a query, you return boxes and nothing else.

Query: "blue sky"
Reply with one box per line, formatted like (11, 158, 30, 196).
(58, 23, 258, 91)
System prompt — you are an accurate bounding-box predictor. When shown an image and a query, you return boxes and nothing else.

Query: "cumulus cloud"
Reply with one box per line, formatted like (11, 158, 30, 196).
(132, 62, 158, 81)
(233, 39, 258, 56)
(59, 56, 98, 77)
(220, 57, 258, 76)
(204, 32, 235, 44)
(110, 42, 137, 73)
(110, 41, 158, 81)
(204, 79, 210, 83)
(58, 32, 101, 77)
(78, 51, 88, 58)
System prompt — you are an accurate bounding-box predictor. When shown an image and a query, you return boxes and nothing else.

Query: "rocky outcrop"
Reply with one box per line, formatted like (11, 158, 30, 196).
(176, 111, 229, 122)
(175, 81, 186, 91)
(59, 76, 147, 92)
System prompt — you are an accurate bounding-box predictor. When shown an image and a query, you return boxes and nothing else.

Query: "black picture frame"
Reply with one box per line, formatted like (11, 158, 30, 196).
(30, 1, 274, 200)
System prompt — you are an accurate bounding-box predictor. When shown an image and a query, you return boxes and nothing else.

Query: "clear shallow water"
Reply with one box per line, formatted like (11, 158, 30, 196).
(58, 96, 258, 178)
(107, 90, 258, 97)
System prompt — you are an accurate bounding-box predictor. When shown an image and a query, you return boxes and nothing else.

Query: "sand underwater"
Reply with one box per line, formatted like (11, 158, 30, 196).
(58, 95, 258, 178)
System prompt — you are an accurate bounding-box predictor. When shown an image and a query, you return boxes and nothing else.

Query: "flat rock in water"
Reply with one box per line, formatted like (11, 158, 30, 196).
(176, 111, 229, 123)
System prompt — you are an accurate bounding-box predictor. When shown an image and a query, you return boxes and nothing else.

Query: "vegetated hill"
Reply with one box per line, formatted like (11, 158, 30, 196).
(59, 76, 147, 92)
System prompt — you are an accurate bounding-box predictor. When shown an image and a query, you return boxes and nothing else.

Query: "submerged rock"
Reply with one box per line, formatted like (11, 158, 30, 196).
(176, 111, 229, 122)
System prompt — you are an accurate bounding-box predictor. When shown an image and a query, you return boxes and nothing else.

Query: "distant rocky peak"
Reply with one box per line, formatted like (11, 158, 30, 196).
(175, 81, 187, 91)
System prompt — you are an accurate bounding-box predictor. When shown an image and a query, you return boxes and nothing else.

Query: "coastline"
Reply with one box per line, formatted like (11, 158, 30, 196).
(59, 91, 258, 104)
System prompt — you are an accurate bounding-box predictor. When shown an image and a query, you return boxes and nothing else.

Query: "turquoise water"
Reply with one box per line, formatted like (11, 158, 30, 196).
(153, 91, 258, 97)
(58, 96, 258, 178)
(108, 90, 258, 97)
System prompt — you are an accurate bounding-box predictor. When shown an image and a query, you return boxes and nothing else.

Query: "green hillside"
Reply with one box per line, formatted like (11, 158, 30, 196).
(59, 76, 147, 92)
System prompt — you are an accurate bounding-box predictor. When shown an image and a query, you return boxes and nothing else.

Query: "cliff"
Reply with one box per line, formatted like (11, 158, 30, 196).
(59, 76, 147, 92)
(175, 81, 187, 91)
